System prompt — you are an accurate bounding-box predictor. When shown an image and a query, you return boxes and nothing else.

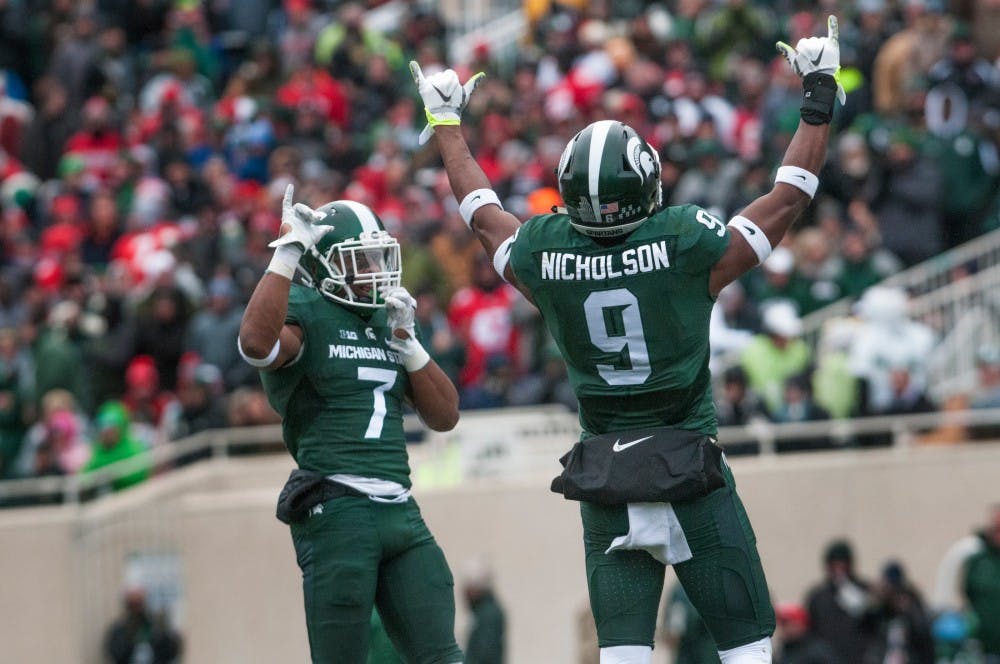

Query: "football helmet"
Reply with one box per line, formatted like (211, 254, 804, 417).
(557, 120, 663, 238)
(298, 200, 401, 308)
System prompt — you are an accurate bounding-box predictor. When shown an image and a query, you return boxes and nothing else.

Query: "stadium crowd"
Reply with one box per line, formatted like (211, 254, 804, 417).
(0, 0, 999, 484)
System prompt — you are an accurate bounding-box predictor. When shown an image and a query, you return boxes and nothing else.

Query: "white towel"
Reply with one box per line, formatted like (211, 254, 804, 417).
(605, 503, 693, 565)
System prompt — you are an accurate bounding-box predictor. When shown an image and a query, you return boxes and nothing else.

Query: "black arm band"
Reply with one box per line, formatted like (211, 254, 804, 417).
(800, 72, 838, 125)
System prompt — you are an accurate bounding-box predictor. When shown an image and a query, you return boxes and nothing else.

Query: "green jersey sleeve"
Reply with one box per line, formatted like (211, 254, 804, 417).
(671, 204, 731, 275)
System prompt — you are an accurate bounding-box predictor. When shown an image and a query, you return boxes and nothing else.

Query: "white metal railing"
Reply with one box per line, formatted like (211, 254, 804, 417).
(447, 7, 527, 67)
(800, 228, 1000, 349)
(4, 407, 1000, 506)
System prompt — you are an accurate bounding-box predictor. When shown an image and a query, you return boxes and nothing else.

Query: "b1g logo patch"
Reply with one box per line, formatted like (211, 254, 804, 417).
(339, 330, 358, 340)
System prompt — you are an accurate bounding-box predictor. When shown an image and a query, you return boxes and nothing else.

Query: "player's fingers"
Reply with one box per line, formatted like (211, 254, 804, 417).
(463, 72, 486, 95)
(827, 15, 839, 45)
(408, 60, 424, 85)
(775, 41, 796, 62)
(283, 183, 294, 210)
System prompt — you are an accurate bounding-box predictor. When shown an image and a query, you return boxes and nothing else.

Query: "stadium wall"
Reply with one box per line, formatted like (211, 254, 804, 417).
(1, 443, 998, 663)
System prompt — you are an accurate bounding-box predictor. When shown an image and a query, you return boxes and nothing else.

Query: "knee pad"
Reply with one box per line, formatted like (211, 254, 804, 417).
(718, 637, 772, 663)
(599, 645, 652, 664)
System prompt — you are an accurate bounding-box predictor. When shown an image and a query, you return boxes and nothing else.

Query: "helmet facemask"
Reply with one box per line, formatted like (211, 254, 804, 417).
(300, 230, 401, 308)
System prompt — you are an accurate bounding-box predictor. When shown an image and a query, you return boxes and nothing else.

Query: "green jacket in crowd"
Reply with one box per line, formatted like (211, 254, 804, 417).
(83, 401, 149, 491)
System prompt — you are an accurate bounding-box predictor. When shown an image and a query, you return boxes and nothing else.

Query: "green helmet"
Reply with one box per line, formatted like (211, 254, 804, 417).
(298, 200, 401, 308)
(557, 120, 662, 238)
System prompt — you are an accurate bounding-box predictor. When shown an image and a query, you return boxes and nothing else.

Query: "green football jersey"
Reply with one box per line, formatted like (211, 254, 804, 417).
(260, 284, 414, 485)
(508, 204, 730, 435)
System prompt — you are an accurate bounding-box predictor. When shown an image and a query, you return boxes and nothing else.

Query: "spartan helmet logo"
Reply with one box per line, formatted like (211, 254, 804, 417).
(626, 137, 656, 182)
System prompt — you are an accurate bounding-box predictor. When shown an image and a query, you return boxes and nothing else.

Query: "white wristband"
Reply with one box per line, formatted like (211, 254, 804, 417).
(774, 166, 819, 199)
(728, 215, 772, 264)
(267, 245, 303, 280)
(403, 343, 431, 372)
(238, 337, 280, 368)
(459, 188, 503, 228)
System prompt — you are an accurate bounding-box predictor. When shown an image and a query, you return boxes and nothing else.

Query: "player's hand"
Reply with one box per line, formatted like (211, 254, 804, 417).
(383, 286, 430, 371)
(384, 286, 417, 339)
(776, 15, 846, 104)
(268, 184, 334, 254)
(409, 61, 485, 144)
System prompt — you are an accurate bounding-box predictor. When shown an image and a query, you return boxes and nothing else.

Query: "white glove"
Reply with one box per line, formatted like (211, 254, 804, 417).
(269, 184, 332, 253)
(265, 184, 334, 280)
(409, 61, 485, 144)
(384, 286, 430, 372)
(776, 15, 846, 105)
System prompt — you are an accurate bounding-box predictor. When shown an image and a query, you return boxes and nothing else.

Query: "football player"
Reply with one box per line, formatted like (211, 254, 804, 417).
(238, 189, 464, 664)
(410, 16, 846, 664)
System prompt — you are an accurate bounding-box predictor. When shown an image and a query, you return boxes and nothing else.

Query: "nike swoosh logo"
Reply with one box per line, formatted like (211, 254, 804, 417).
(612, 435, 654, 452)
(431, 84, 453, 102)
(472, 195, 482, 202)
(810, 46, 825, 67)
(792, 174, 807, 180)
(745, 225, 756, 235)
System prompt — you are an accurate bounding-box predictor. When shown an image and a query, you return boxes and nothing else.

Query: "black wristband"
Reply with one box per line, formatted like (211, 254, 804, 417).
(801, 72, 838, 125)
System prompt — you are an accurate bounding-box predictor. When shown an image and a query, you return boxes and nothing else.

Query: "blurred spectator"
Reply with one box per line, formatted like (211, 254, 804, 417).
(926, 22, 1000, 138)
(849, 287, 936, 416)
(0, 326, 32, 477)
(804, 539, 876, 664)
(715, 365, 767, 428)
(462, 555, 506, 664)
(166, 363, 227, 440)
(880, 362, 936, 416)
(20, 77, 74, 181)
(104, 586, 182, 664)
(314, 2, 404, 85)
(460, 354, 514, 411)
(812, 318, 861, 420)
(47, 4, 101, 107)
(773, 601, 840, 664)
(773, 376, 830, 424)
(969, 346, 1000, 409)
(121, 355, 176, 446)
(134, 286, 192, 391)
(740, 301, 811, 415)
(871, 0, 951, 114)
(63, 96, 122, 189)
(184, 275, 252, 390)
(865, 560, 935, 664)
(32, 302, 90, 413)
(835, 223, 900, 301)
(223, 96, 274, 183)
(82, 400, 149, 492)
(414, 288, 465, 388)
(962, 504, 1000, 660)
(660, 582, 720, 664)
(13, 388, 88, 478)
(448, 253, 521, 391)
(507, 344, 575, 412)
(708, 282, 754, 371)
(81, 189, 123, 268)
(225, 387, 280, 429)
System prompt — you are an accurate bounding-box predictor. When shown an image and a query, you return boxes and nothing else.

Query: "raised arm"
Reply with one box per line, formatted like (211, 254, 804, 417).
(709, 15, 845, 296)
(409, 62, 528, 296)
(238, 185, 331, 370)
